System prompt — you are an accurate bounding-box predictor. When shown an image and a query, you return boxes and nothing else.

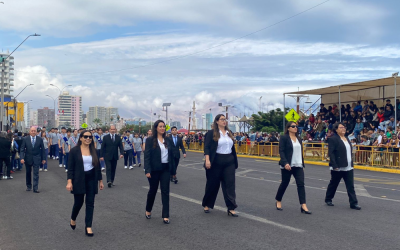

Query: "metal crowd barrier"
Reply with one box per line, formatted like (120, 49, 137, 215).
(183, 141, 400, 168)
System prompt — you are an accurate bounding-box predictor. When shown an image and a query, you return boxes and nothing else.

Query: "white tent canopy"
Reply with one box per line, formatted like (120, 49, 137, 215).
(282, 76, 398, 128)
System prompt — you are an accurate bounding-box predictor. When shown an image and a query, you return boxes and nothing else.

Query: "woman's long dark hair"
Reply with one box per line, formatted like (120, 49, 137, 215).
(77, 130, 99, 168)
(152, 120, 167, 148)
(285, 121, 300, 138)
(212, 114, 234, 141)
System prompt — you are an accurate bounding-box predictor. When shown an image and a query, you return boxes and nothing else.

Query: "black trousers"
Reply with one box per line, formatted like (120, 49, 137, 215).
(71, 169, 96, 228)
(0, 157, 11, 177)
(105, 159, 118, 183)
(275, 167, 306, 204)
(325, 169, 358, 206)
(202, 154, 237, 210)
(26, 164, 39, 191)
(146, 164, 170, 218)
(172, 157, 180, 177)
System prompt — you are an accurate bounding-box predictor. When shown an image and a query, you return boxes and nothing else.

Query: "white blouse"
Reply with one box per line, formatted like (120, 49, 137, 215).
(158, 139, 169, 163)
(216, 130, 233, 154)
(82, 155, 94, 172)
(290, 139, 303, 168)
(330, 139, 353, 171)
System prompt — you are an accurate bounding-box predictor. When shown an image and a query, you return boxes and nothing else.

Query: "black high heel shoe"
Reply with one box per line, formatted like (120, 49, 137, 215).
(70, 221, 76, 230)
(85, 227, 94, 237)
(276, 201, 283, 211)
(301, 207, 312, 215)
(163, 219, 170, 224)
(227, 210, 239, 217)
(145, 212, 151, 219)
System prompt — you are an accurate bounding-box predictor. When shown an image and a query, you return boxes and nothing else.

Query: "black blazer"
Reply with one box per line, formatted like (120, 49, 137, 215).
(20, 136, 46, 166)
(204, 130, 238, 169)
(67, 146, 102, 195)
(278, 134, 305, 168)
(0, 137, 11, 158)
(144, 136, 175, 175)
(170, 135, 186, 159)
(328, 134, 354, 169)
(101, 134, 123, 161)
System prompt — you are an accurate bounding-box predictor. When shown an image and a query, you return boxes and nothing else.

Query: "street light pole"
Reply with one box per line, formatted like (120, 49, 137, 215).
(49, 84, 72, 118)
(1, 33, 40, 131)
(393, 72, 399, 122)
(14, 84, 34, 130)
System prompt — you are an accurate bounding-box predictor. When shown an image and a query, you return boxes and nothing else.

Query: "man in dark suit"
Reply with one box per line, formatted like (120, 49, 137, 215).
(100, 125, 123, 188)
(0, 132, 12, 179)
(20, 126, 46, 193)
(170, 126, 186, 184)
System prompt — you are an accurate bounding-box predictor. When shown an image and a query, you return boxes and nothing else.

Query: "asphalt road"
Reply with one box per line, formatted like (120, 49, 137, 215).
(1, 152, 400, 250)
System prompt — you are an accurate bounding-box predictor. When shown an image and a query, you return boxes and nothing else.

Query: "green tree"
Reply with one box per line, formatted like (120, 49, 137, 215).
(251, 108, 290, 133)
(93, 118, 101, 128)
(118, 124, 152, 135)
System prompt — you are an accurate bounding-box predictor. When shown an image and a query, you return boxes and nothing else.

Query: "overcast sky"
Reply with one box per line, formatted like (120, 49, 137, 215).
(1, 0, 399, 125)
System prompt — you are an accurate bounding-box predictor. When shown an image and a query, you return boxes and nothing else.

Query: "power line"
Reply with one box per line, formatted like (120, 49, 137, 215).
(15, 0, 330, 76)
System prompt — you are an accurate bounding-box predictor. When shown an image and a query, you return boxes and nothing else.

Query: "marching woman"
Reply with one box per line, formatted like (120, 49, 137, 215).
(325, 122, 361, 210)
(66, 130, 104, 237)
(144, 120, 175, 224)
(275, 121, 311, 214)
(202, 114, 239, 217)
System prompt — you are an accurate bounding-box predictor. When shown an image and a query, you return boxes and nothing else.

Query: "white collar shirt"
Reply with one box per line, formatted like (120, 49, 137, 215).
(216, 130, 233, 154)
(158, 139, 169, 163)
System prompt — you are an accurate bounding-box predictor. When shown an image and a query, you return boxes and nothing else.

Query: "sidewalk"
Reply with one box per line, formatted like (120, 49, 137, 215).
(186, 150, 400, 174)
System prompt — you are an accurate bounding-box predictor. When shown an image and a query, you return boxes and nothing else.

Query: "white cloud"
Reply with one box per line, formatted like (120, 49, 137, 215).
(12, 32, 400, 123)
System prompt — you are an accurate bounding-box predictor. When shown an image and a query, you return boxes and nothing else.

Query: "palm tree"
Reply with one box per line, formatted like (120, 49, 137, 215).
(93, 118, 101, 128)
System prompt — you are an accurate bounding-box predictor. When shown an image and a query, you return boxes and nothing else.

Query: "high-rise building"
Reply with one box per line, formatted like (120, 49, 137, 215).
(87, 106, 119, 127)
(37, 107, 55, 128)
(106, 107, 118, 124)
(0, 51, 14, 102)
(205, 113, 213, 130)
(29, 110, 38, 126)
(24, 102, 30, 128)
(170, 121, 182, 129)
(58, 91, 82, 128)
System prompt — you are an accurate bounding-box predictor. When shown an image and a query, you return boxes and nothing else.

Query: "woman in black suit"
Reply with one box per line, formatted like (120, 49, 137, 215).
(202, 114, 239, 217)
(144, 120, 175, 224)
(275, 121, 311, 214)
(325, 122, 361, 210)
(66, 130, 104, 237)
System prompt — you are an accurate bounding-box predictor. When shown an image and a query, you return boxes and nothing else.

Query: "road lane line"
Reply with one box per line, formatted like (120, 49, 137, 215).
(179, 165, 400, 203)
(354, 184, 372, 197)
(142, 186, 305, 233)
(235, 169, 255, 175)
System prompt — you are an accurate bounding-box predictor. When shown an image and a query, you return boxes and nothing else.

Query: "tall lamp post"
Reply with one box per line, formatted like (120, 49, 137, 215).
(49, 84, 72, 117)
(1, 33, 40, 131)
(13, 84, 34, 130)
(162, 103, 171, 125)
(394, 72, 399, 122)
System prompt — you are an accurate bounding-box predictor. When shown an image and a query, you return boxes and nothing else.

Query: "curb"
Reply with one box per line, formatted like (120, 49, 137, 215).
(186, 150, 400, 174)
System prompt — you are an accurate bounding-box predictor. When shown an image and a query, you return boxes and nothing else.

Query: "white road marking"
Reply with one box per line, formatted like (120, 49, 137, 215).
(290, 177, 296, 185)
(142, 186, 304, 233)
(179, 165, 400, 203)
(354, 184, 372, 197)
(235, 169, 255, 176)
(181, 162, 204, 167)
